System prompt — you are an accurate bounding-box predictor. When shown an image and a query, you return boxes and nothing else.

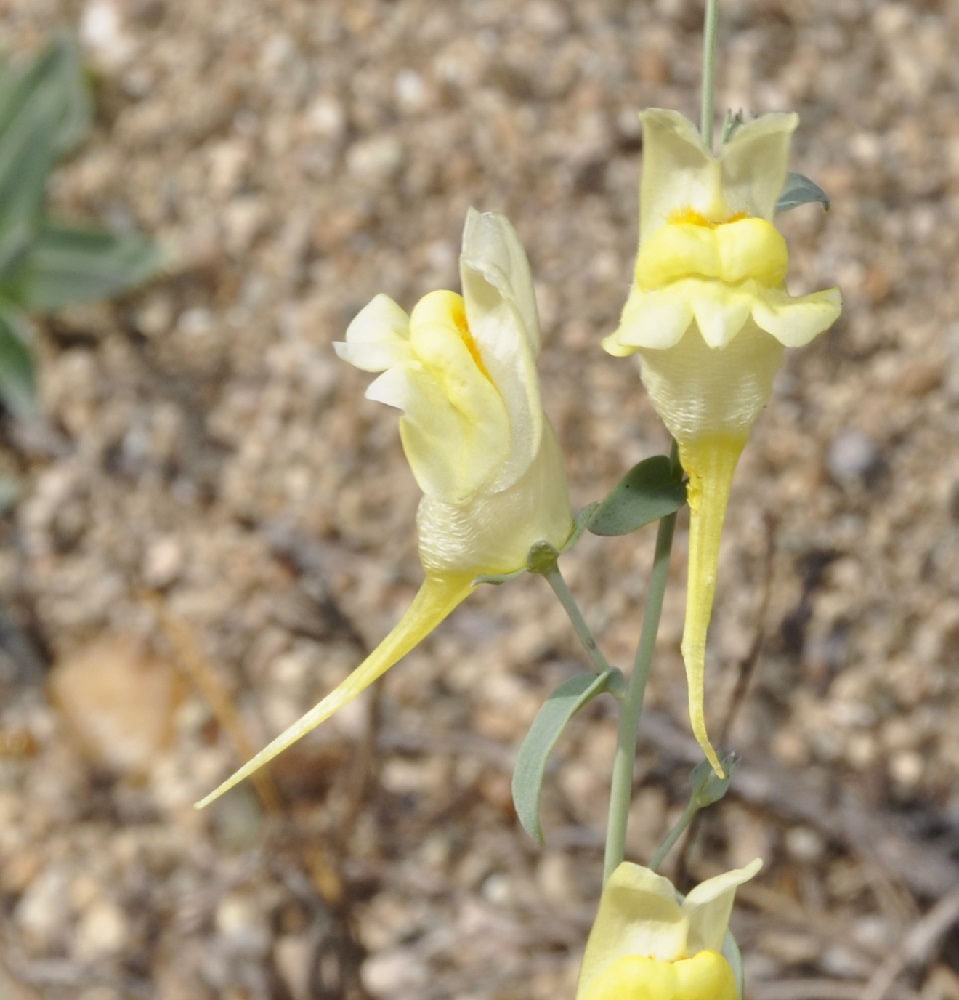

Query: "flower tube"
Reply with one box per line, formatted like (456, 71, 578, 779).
(605, 110, 842, 775)
(196, 210, 572, 808)
(576, 860, 762, 1000)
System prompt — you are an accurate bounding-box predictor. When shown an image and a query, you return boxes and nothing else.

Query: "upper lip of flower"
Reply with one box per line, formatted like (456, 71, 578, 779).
(638, 108, 800, 236)
(575, 860, 762, 1000)
(604, 108, 842, 357)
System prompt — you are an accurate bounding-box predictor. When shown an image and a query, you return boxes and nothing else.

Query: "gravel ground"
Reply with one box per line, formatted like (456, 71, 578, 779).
(1, 1, 958, 999)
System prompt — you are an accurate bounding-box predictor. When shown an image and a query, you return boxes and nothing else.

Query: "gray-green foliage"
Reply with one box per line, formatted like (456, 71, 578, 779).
(0, 32, 162, 418)
(775, 170, 831, 214)
(508, 455, 689, 844)
(512, 669, 623, 844)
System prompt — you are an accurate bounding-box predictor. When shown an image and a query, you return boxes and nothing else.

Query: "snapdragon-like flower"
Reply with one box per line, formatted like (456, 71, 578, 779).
(576, 860, 762, 1000)
(605, 110, 842, 775)
(196, 210, 572, 808)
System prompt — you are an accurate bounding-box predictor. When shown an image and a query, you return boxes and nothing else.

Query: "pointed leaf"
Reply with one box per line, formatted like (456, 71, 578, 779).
(0, 305, 36, 418)
(0, 31, 92, 159)
(775, 171, 830, 214)
(587, 455, 686, 537)
(4, 221, 163, 311)
(512, 670, 618, 844)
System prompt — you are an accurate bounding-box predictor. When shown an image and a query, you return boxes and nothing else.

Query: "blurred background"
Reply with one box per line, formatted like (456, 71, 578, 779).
(1, 0, 958, 998)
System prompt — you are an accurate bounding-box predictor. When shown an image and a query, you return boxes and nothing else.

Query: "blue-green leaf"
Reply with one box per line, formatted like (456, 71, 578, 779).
(0, 305, 36, 418)
(3, 221, 163, 312)
(776, 171, 830, 214)
(587, 456, 686, 537)
(512, 670, 619, 843)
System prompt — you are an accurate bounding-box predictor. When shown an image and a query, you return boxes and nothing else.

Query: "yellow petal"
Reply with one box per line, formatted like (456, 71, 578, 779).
(416, 418, 572, 576)
(334, 293, 412, 372)
(715, 219, 787, 286)
(637, 109, 798, 235)
(635, 218, 786, 291)
(673, 951, 739, 1000)
(720, 112, 798, 221)
(688, 283, 754, 350)
(679, 434, 747, 777)
(384, 290, 511, 501)
(576, 862, 688, 1000)
(461, 207, 541, 357)
(460, 210, 545, 492)
(636, 223, 721, 289)
(605, 285, 694, 354)
(638, 110, 723, 240)
(580, 955, 679, 1000)
(682, 860, 763, 955)
(194, 574, 475, 809)
(751, 285, 843, 347)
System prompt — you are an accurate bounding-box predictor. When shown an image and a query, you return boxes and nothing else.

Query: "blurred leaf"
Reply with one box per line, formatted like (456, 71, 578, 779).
(4, 221, 163, 312)
(587, 456, 686, 537)
(512, 670, 618, 844)
(0, 305, 36, 418)
(0, 31, 92, 159)
(0, 473, 21, 516)
(0, 218, 35, 284)
(690, 753, 737, 807)
(776, 171, 830, 214)
(0, 90, 56, 258)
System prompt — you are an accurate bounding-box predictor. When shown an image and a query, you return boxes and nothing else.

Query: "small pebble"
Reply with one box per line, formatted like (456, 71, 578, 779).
(826, 429, 882, 488)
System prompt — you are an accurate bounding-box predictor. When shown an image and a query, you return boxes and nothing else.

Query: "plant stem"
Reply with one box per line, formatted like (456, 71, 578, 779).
(649, 799, 698, 872)
(700, 0, 720, 149)
(603, 442, 681, 883)
(542, 565, 612, 675)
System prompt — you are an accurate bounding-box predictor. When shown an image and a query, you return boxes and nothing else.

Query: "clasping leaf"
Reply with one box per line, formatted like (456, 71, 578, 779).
(776, 171, 830, 214)
(512, 669, 622, 843)
(587, 455, 686, 537)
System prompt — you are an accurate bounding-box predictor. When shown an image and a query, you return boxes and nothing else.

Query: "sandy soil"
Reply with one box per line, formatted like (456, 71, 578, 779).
(1, 1, 958, 998)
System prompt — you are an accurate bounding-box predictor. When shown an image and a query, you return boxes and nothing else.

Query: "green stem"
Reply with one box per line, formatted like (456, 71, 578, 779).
(700, 0, 720, 149)
(603, 442, 681, 883)
(542, 565, 612, 676)
(649, 800, 699, 872)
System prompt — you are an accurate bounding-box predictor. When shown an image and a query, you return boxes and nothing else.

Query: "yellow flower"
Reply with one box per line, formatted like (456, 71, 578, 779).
(605, 110, 842, 776)
(576, 860, 762, 1000)
(196, 210, 572, 809)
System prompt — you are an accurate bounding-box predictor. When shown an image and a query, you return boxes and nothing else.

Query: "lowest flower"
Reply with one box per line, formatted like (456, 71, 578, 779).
(576, 859, 762, 1000)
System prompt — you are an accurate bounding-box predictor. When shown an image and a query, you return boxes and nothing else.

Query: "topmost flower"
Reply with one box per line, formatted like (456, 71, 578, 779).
(604, 110, 842, 776)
